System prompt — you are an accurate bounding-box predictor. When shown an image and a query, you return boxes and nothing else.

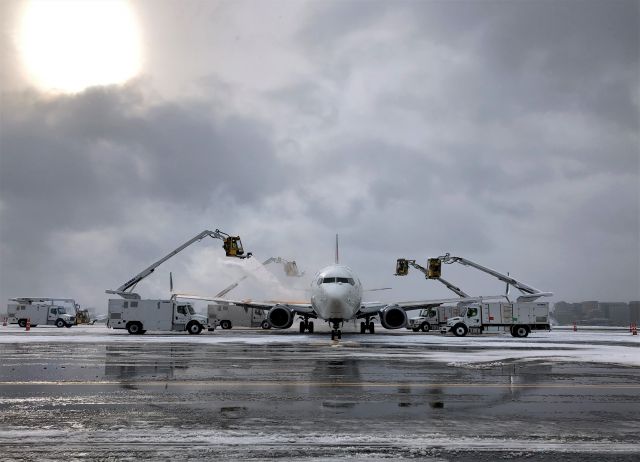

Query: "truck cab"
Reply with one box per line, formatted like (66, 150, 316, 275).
(407, 308, 438, 332)
(46, 306, 76, 327)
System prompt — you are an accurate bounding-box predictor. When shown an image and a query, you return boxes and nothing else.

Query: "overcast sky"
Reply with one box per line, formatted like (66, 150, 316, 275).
(1, 0, 638, 312)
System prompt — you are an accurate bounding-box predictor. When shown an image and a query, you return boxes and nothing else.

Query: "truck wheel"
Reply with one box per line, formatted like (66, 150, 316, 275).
(452, 324, 468, 337)
(56, 319, 65, 328)
(261, 320, 271, 330)
(220, 320, 232, 330)
(18, 319, 26, 328)
(308, 321, 314, 333)
(187, 322, 202, 335)
(127, 322, 142, 335)
(514, 325, 529, 338)
(65, 323, 72, 328)
(421, 322, 430, 332)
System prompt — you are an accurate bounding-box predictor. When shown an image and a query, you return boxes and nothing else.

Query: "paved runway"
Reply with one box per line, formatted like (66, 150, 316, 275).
(0, 326, 638, 461)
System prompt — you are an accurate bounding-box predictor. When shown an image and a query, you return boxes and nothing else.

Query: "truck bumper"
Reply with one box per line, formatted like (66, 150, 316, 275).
(440, 326, 451, 334)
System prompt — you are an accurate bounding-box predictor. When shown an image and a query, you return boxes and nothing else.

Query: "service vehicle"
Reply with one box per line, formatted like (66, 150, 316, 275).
(105, 228, 249, 335)
(396, 253, 552, 337)
(108, 298, 209, 334)
(440, 301, 551, 337)
(8, 297, 78, 328)
(406, 305, 463, 332)
(208, 302, 270, 329)
(210, 256, 302, 330)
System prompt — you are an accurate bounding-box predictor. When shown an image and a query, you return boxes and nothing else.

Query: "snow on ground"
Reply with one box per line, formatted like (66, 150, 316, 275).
(1, 325, 638, 368)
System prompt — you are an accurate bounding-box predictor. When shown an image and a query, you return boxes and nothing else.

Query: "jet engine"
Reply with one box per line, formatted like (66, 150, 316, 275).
(267, 305, 295, 329)
(379, 304, 407, 329)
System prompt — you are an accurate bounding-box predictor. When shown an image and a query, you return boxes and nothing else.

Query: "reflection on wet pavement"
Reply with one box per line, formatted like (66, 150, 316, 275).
(0, 335, 639, 461)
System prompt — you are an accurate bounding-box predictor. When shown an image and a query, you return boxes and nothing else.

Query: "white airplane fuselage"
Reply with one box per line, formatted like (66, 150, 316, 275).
(310, 265, 363, 322)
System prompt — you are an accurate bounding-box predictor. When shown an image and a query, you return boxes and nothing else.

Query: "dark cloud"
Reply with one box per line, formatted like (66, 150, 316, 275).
(0, 0, 638, 310)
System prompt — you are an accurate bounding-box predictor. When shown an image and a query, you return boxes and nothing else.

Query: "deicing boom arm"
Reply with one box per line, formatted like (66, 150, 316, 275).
(107, 229, 248, 298)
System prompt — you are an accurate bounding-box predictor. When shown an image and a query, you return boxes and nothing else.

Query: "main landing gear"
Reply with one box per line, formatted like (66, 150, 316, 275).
(330, 319, 342, 341)
(360, 318, 375, 334)
(299, 318, 314, 333)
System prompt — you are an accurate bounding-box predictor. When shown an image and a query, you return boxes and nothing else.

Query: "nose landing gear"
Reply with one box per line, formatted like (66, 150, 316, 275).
(330, 319, 342, 340)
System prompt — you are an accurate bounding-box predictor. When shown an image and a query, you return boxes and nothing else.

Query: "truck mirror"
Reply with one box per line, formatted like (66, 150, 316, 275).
(427, 258, 441, 279)
(395, 259, 409, 276)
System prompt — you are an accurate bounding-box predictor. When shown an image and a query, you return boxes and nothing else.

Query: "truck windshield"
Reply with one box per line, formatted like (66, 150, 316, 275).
(187, 306, 195, 315)
(57, 307, 67, 314)
(459, 308, 467, 317)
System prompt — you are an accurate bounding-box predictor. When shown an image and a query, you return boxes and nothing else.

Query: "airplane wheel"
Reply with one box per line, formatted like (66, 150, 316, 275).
(360, 322, 366, 334)
(261, 320, 271, 329)
(368, 323, 374, 334)
(331, 331, 336, 340)
(338, 331, 342, 339)
(299, 321, 306, 333)
(308, 322, 314, 333)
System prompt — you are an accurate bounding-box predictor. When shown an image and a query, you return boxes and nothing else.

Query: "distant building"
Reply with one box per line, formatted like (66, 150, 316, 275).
(630, 301, 640, 324)
(553, 301, 637, 326)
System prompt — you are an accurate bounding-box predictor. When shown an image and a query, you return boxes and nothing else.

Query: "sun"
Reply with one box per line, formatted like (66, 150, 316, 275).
(19, 0, 142, 93)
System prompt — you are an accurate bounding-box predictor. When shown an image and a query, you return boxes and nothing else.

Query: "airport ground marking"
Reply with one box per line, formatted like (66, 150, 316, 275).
(1, 380, 639, 389)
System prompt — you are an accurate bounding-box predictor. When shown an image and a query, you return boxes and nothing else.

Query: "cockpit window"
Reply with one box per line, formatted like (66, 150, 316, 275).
(322, 277, 355, 285)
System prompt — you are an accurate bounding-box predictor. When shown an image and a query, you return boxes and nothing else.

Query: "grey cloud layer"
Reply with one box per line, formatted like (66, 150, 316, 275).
(0, 0, 638, 309)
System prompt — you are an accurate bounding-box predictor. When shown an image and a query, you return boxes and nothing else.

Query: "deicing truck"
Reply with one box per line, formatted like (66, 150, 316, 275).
(8, 298, 77, 328)
(406, 305, 463, 332)
(105, 228, 249, 335)
(396, 253, 552, 337)
(440, 301, 551, 337)
(108, 298, 209, 335)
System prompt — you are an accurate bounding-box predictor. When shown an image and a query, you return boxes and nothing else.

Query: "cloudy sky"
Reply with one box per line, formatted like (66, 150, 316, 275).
(1, 0, 638, 312)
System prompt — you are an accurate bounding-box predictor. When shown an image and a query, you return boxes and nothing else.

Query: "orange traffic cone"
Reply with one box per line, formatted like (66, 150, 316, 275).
(26, 318, 30, 331)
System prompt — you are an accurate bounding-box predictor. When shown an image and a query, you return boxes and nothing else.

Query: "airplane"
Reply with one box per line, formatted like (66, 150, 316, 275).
(177, 235, 503, 340)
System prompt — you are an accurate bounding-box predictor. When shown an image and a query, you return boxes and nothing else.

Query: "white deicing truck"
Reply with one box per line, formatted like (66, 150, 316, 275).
(108, 298, 209, 335)
(105, 228, 250, 335)
(440, 301, 551, 337)
(406, 306, 464, 332)
(396, 253, 552, 337)
(8, 298, 78, 328)
(208, 256, 303, 330)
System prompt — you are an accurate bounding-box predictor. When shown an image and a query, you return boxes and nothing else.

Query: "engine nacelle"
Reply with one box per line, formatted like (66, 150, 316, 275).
(267, 305, 295, 329)
(379, 304, 407, 329)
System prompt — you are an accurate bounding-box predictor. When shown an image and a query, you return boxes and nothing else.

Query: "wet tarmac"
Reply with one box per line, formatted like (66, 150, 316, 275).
(0, 327, 639, 461)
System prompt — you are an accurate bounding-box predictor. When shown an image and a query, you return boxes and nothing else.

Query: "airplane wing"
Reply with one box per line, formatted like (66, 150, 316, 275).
(356, 295, 507, 317)
(173, 294, 316, 316)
